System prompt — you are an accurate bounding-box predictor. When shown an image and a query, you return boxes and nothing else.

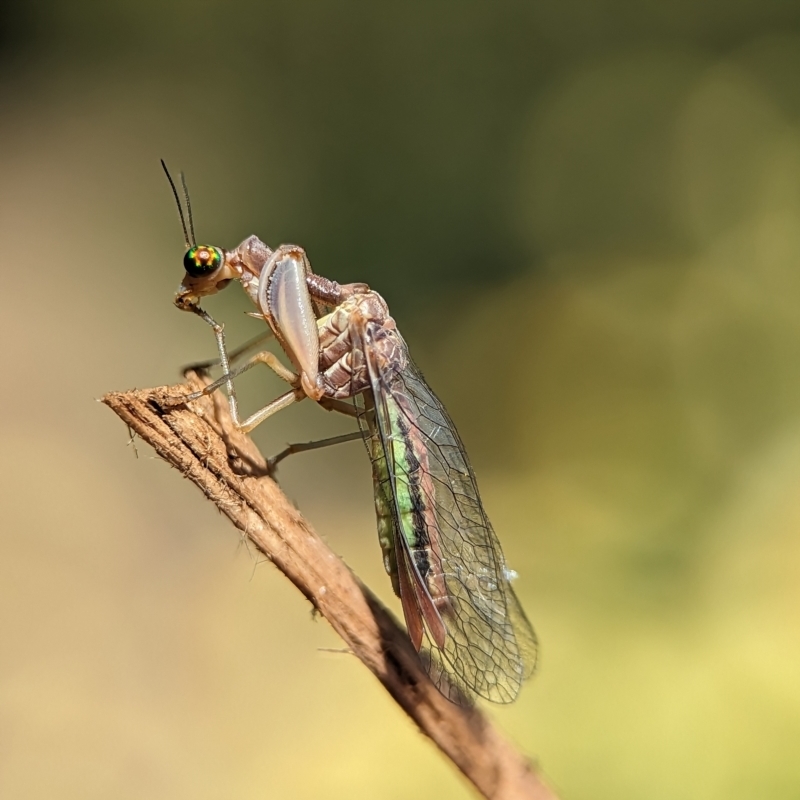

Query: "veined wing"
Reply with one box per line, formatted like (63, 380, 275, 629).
(356, 320, 538, 704)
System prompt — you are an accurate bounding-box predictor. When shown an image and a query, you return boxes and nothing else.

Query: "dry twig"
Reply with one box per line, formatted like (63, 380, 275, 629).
(102, 373, 557, 800)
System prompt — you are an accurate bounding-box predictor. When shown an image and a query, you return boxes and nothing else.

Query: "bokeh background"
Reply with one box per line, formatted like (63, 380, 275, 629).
(2, 2, 800, 798)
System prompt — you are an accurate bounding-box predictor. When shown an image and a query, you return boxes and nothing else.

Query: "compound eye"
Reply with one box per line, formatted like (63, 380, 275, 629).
(184, 245, 223, 278)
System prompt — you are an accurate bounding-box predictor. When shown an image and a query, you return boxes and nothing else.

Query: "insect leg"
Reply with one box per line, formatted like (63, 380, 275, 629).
(236, 388, 302, 434)
(184, 350, 298, 404)
(177, 375, 301, 433)
(318, 397, 361, 418)
(267, 430, 364, 473)
(182, 329, 275, 375)
(181, 348, 302, 431)
(188, 306, 240, 424)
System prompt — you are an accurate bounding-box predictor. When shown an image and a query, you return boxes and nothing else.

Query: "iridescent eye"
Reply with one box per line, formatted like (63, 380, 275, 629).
(184, 245, 223, 278)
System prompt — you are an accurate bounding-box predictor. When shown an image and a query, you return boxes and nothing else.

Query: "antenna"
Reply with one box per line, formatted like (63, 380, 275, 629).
(160, 159, 194, 248)
(180, 171, 196, 247)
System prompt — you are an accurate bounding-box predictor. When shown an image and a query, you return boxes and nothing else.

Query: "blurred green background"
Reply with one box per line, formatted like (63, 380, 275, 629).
(2, 1, 800, 798)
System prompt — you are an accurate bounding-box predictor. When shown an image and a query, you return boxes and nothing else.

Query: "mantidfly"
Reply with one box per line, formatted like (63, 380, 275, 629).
(162, 163, 538, 704)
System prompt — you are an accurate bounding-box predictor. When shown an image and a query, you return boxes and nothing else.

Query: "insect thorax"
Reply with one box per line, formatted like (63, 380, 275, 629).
(317, 290, 405, 399)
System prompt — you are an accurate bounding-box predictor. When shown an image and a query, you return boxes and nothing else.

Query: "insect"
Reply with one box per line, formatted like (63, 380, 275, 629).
(163, 163, 538, 703)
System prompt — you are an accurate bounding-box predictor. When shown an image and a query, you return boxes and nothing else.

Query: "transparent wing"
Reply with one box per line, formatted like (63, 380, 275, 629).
(357, 322, 538, 704)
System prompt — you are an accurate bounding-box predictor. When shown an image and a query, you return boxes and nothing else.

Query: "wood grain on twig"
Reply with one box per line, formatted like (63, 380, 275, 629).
(102, 373, 557, 800)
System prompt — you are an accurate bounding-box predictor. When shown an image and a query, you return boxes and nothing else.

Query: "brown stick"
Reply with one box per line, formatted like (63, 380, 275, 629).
(102, 374, 558, 800)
